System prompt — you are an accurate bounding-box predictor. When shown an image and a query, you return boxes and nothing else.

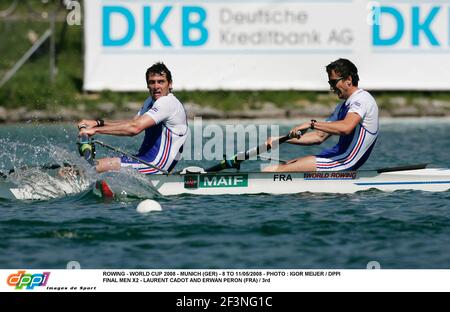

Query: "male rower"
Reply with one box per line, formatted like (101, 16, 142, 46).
(78, 62, 188, 174)
(264, 58, 379, 172)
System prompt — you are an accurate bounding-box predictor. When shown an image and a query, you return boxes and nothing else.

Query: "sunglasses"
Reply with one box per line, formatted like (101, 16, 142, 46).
(328, 77, 344, 88)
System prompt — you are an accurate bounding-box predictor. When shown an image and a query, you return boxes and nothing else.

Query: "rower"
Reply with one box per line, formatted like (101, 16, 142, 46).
(77, 62, 188, 175)
(263, 58, 379, 172)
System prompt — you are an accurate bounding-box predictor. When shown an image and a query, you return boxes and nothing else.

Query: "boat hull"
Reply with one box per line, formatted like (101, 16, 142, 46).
(3, 167, 449, 200)
(97, 168, 450, 198)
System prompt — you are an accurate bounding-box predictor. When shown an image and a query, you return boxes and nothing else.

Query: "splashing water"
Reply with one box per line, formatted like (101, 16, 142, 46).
(0, 138, 96, 201)
(0, 137, 161, 201)
(97, 168, 161, 200)
(7, 168, 92, 201)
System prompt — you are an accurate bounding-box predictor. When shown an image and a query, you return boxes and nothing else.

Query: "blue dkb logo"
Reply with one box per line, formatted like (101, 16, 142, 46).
(102, 5, 209, 47)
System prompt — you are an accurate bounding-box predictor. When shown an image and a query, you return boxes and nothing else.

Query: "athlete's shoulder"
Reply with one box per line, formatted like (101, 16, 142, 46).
(350, 89, 377, 105)
(358, 89, 376, 101)
(154, 93, 182, 106)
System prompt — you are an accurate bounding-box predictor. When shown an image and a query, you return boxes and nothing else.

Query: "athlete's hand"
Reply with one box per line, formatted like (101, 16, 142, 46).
(265, 137, 274, 149)
(78, 119, 97, 130)
(265, 136, 282, 150)
(290, 122, 310, 138)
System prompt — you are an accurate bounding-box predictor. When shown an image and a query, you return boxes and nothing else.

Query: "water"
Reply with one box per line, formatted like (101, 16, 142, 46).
(0, 119, 449, 269)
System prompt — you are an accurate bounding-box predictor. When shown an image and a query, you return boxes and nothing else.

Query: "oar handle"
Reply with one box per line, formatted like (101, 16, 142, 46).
(77, 125, 95, 166)
(281, 129, 306, 142)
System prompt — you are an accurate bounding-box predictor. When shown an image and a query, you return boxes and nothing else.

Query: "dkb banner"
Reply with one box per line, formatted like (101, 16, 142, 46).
(84, 0, 450, 91)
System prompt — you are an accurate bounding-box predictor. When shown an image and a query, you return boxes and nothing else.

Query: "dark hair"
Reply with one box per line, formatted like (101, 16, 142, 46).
(326, 58, 359, 87)
(145, 62, 173, 84)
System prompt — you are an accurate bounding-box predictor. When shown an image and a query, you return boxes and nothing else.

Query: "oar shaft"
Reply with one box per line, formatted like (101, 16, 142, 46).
(1, 163, 70, 179)
(206, 130, 304, 172)
(240, 133, 292, 161)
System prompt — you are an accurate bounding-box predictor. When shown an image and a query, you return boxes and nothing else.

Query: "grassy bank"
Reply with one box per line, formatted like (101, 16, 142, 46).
(1, 16, 450, 118)
(0, 18, 330, 112)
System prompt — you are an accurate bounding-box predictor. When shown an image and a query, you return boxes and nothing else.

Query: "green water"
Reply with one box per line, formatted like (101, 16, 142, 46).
(0, 119, 449, 268)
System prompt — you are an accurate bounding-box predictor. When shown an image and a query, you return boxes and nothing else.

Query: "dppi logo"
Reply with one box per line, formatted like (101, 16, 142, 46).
(372, 5, 449, 47)
(7, 271, 50, 290)
(103, 5, 208, 47)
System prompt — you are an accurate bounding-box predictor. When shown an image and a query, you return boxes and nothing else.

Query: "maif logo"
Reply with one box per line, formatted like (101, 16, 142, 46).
(7, 271, 50, 290)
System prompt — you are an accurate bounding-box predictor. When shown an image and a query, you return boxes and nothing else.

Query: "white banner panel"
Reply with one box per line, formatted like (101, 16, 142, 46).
(2, 269, 450, 292)
(84, 0, 450, 91)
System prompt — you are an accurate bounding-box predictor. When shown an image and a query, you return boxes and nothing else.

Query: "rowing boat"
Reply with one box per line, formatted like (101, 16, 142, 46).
(93, 165, 450, 198)
(82, 132, 444, 197)
(2, 132, 449, 200)
(1, 164, 449, 201)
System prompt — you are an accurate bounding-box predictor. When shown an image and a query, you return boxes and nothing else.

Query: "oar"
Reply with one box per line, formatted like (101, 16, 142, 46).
(0, 163, 72, 179)
(92, 139, 169, 175)
(77, 124, 168, 174)
(77, 132, 96, 166)
(206, 130, 305, 172)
